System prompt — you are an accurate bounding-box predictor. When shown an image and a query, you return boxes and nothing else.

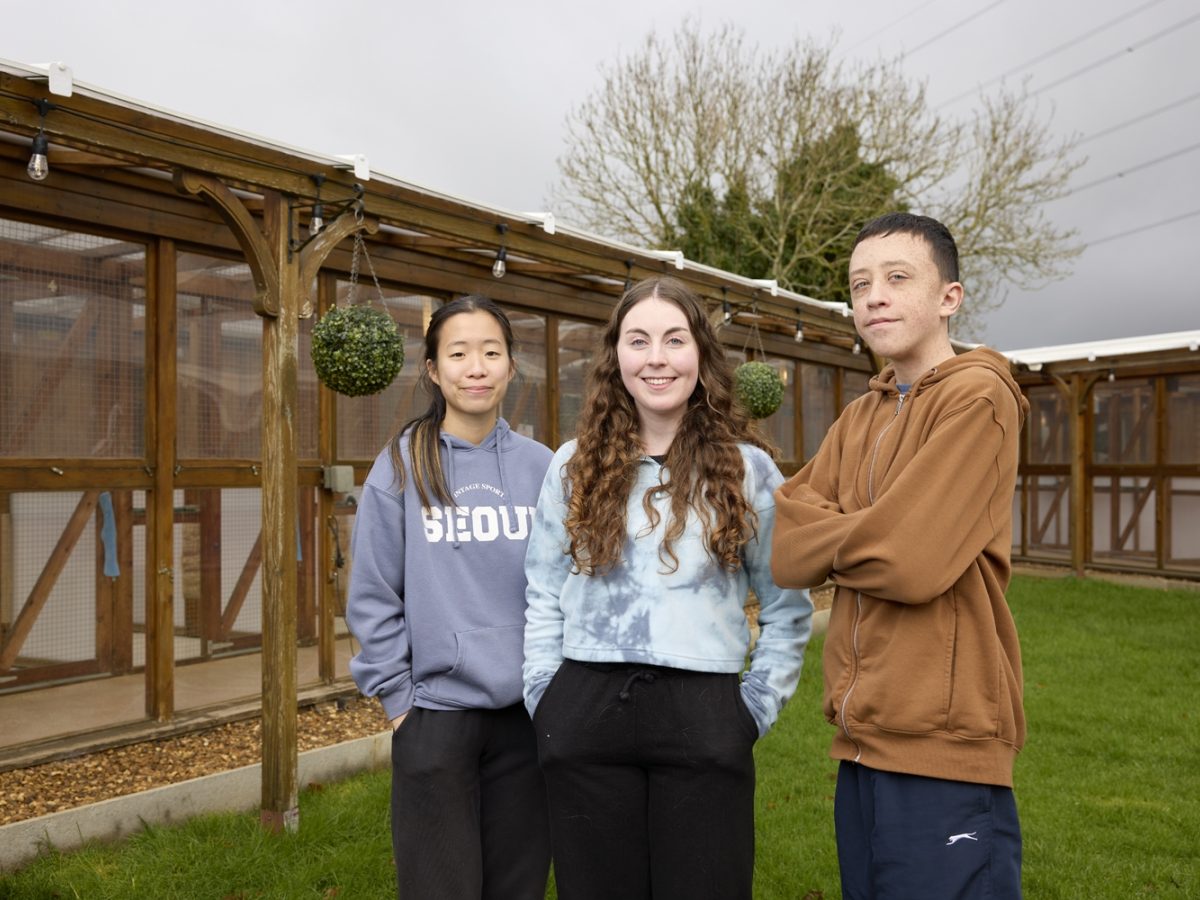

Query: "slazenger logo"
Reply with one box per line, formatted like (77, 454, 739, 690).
(422, 505, 536, 543)
(945, 832, 978, 846)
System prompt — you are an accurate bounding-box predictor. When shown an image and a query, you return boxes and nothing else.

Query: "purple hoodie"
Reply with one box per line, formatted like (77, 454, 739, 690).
(347, 418, 552, 719)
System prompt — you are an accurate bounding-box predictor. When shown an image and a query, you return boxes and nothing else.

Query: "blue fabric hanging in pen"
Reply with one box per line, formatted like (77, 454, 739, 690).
(99, 491, 120, 577)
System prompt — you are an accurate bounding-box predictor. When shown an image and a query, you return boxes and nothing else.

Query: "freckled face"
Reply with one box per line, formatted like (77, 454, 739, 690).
(848, 232, 962, 383)
(616, 296, 700, 429)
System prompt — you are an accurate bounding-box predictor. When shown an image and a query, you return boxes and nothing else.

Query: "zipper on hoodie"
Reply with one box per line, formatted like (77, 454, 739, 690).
(840, 388, 909, 760)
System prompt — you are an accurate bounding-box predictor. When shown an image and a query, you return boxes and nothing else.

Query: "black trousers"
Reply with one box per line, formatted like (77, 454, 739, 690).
(390, 703, 550, 900)
(534, 660, 758, 900)
(835, 761, 1023, 900)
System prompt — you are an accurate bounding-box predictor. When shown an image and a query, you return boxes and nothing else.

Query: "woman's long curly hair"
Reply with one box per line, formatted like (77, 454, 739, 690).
(565, 276, 774, 575)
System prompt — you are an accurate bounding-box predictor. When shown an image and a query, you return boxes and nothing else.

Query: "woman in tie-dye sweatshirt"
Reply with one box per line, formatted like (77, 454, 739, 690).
(523, 276, 813, 900)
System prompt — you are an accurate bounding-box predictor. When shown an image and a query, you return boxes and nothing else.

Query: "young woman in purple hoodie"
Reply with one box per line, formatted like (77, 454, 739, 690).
(346, 295, 553, 900)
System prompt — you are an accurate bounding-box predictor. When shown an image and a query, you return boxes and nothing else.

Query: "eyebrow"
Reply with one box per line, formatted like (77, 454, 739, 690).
(444, 338, 504, 347)
(622, 326, 690, 337)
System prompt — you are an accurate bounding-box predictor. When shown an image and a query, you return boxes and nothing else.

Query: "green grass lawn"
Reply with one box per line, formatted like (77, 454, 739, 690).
(1, 574, 1197, 899)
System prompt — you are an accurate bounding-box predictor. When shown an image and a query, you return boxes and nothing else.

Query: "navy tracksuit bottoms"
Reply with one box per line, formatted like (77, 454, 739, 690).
(835, 761, 1022, 899)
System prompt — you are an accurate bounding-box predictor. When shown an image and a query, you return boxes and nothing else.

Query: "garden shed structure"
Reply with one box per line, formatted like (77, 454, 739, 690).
(0, 60, 869, 826)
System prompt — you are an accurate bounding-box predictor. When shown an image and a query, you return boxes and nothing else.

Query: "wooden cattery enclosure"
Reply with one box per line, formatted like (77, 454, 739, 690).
(0, 61, 872, 825)
(2, 60, 1197, 827)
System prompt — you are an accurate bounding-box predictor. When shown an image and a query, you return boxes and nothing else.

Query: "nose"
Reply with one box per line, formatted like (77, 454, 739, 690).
(864, 282, 889, 307)
(465, 352, 487, 376)
(646, 340, 668, 365)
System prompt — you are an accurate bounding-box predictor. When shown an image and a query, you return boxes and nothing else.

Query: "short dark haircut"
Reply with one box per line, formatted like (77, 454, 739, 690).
(853, 212, 960, 284)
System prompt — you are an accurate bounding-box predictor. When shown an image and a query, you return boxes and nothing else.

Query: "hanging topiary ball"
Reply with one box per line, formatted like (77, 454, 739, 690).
(311, 305, 404, 397)
(734, 361, 784, 419)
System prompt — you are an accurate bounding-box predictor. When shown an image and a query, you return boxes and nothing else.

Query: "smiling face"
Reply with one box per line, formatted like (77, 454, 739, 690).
(616, 295, 700, 446)
(426, 309, 514, 439)
(849, 231, 963, 384)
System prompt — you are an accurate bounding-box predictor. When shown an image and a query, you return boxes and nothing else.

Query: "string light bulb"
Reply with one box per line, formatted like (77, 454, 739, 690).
(1107, 368, 1116, 382)
(308, 174, 326, 237)
(722, 300, 733, 324)
(852, 336, 863, 355)
(26, 100, 53, 182)
(794, 321, 804, 343)
(492, 223, 509, 278)
(27, 130, 49, 181)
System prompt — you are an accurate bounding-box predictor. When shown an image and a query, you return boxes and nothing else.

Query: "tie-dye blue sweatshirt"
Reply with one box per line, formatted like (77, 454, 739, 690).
(523, 440, 813, 736)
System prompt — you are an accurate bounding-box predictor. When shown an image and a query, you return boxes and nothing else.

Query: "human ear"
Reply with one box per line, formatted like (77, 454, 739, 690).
(939, 282, 964, 320)
(425, 357, 440, 386)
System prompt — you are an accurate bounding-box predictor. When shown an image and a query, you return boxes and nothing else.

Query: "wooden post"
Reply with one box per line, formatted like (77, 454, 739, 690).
(259, 190, 301, 832)
(317, 275, 338, 683)
(1069, 373, 1089, 577)
(176, 171, 376, 833)
(146, 239, 177, 720)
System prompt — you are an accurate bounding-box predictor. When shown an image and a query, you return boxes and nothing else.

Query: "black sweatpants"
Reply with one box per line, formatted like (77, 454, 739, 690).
(835, 761, 1023, 899)
(390, 703, 550, 900)
(534, 660, 759, 900)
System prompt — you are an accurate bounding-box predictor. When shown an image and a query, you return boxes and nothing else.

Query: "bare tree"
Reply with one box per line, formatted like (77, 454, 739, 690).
(551, 21, 1085, 337)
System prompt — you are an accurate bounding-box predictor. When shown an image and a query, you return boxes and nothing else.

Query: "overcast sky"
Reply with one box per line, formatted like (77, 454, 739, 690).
(6, 0, 1198, 350)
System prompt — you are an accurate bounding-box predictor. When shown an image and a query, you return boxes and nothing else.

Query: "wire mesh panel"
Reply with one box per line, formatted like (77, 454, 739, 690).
(5, 492, 100, 667)
(1027, 386, 1069, 465)
(1093, 476, 1157, 567)
(333, 289, 439, 461)
(1167, 374, 1200, 465)
(176, 252, 262, 459)
(800, 363, 836, 462)
(842, 370, 871, 409)
(500, 307, 547, 443)
(1093, 378, 1156, 465)
(557, 318, 604, 442)
(1167, 478, 1200, 570)
(0, 218, 146, 459)
(1025, 475, 1071, 560)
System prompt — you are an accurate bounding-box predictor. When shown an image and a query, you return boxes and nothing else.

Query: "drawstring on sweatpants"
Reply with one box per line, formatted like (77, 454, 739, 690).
(617, 669, 656, 701)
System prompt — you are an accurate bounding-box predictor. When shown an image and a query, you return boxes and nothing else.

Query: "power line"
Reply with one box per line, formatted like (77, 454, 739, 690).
(1086, 208, 1200, 248)
(903, 0, 1005, 59)
(1031, 10, 1200, 97)
(1069, 141, 1200, 195)
(843, 0, 942, 53)
(937, 0, 1169, 107)
(1077, 90, 1200, 147)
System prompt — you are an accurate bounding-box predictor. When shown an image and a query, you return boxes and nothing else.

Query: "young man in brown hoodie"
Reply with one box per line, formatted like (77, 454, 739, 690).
(772, 213, 1029, 899)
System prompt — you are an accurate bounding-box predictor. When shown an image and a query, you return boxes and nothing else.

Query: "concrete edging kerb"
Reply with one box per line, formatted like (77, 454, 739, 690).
(0, 730, 392, 873)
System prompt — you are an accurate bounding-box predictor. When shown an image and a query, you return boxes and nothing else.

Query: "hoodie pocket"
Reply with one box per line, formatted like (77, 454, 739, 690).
(434, 623, 525, 708)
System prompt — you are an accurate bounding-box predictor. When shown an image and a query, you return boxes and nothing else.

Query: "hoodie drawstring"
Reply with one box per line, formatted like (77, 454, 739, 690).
(617, 669, 656, 702)
(441, 433, 461, 549)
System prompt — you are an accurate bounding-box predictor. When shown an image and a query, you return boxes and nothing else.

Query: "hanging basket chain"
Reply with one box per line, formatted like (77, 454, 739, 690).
(310, 214, 404, 397)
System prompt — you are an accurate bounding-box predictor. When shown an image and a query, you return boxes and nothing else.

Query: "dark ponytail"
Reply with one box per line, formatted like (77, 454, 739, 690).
(387, 295, 516, 509)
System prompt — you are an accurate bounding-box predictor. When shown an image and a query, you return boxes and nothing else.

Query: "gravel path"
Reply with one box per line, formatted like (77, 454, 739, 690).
(0, 698, 390, 826)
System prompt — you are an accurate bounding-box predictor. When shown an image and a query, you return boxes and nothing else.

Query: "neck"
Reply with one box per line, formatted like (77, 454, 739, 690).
(441, 410, 498, 446)
(638, 411, 683, 456)
(893, 338, 956, 386)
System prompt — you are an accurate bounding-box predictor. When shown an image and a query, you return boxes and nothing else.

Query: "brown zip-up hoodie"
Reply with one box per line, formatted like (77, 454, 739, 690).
(772, 347, 1029, 787)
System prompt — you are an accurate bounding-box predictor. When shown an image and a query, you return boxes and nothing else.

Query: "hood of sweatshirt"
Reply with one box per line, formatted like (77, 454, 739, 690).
(868, 347, 1029, 426)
